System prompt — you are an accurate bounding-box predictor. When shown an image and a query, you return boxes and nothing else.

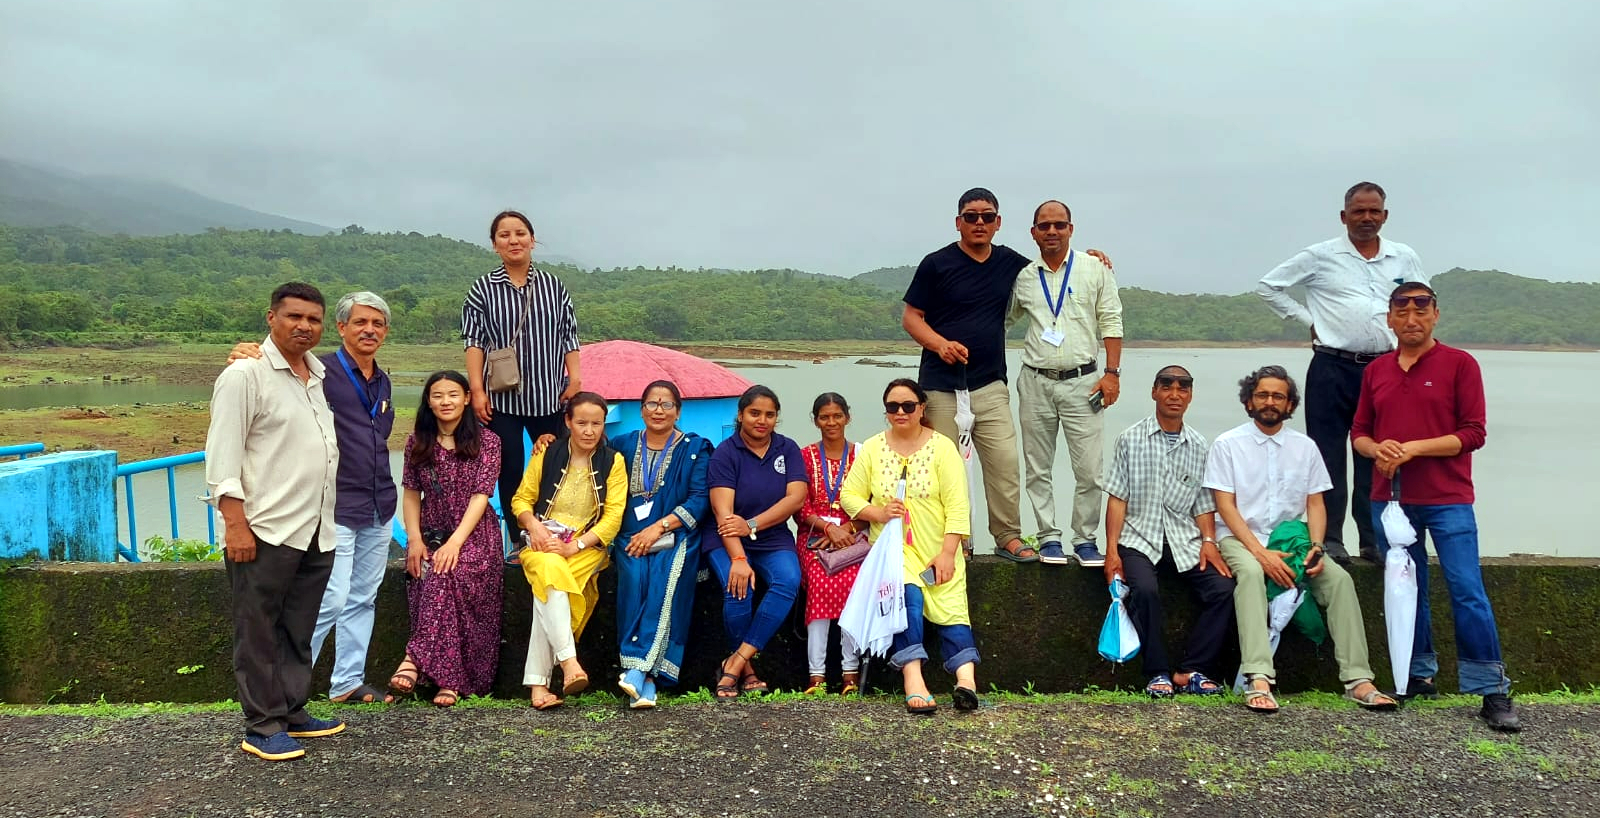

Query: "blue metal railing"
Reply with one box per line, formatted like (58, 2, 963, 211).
(116, 451, 213, 562)
(0, 442, 45, 460)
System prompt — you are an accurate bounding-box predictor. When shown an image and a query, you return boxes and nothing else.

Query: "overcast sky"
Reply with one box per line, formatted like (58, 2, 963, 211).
(3, 1, 1595, 291)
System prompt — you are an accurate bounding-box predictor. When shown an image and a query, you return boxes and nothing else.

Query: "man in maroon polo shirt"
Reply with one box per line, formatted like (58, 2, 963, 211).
(1352, 281, 1518, 732)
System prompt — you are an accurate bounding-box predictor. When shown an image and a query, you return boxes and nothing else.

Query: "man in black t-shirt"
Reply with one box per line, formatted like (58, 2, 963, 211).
(902, 188, 1036, 560)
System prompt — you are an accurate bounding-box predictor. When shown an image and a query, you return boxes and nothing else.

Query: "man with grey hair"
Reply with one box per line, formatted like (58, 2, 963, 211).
(228, 290, 398, 704)
(1255, 182, 1428, 565)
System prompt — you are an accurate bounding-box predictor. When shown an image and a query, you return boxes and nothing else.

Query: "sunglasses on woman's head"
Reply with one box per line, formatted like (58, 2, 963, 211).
(884, 400, 922, 415)
(1390, 294, 1435, 310)
(959, 212, 998, 224)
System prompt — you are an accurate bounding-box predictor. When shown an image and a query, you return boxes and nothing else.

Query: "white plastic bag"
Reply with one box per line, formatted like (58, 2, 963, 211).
(839, 475, 909, 658)
(1097, 577, 1140, 663)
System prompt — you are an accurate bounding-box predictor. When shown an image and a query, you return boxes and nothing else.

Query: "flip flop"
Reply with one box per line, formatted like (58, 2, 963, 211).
(562, 670, 589, 697)
(995, 542, 1040, 563)
(905, 693, 938, 715)
(331, 683, 393, 704)
(953, 686, 979, 711)
(531, 694, 564, 711)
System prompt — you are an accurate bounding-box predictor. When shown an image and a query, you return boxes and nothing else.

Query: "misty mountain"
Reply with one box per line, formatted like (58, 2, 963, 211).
(0, 157, 333, 236)
(853, 265, 915, 294)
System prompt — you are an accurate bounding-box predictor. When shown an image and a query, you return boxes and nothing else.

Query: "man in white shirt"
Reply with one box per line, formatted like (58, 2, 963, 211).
(206, 282, 343, 761)
(1255, 182, 1428, 565)
(1204, 365, 1397, 714)
(1009, 200, 1123, 567)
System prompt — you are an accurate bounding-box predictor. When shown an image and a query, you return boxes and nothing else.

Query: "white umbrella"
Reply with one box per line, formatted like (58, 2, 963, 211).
(953, 372, 978, 550)
(1233, 586, 1307, 693)
(1381, 497, 1420, 696)
(839, 468, 910, 658)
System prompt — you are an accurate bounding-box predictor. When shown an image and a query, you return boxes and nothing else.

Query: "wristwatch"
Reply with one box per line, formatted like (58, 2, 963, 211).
(1105, 367, 1121, 376)
(746, 519, 759, 539)
(1201, 537, 1217, 545)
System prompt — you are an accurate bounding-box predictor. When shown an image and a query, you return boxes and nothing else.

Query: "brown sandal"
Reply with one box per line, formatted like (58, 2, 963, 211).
(714, 659, 741, 701)
(739, 666, 769, 695)
(388, 659, 419, 696)
(803, 675, 827, 695)
(841, 672, 860, 696)
(432, 689, 459, 708)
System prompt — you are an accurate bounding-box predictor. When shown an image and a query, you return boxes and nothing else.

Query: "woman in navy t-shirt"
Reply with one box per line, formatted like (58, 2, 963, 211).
(704, 385, 809, 699)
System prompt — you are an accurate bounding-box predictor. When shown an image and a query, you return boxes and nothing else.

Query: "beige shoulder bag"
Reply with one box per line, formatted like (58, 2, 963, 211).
(485, 282, 535, 393)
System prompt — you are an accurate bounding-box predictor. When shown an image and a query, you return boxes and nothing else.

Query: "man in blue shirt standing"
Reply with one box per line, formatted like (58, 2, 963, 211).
(230, 291, 397, 704)
(1255, 182, 1427, 565)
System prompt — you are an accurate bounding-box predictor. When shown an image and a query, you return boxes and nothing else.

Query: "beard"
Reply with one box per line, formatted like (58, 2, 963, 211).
(1248, 405, 1293, 428)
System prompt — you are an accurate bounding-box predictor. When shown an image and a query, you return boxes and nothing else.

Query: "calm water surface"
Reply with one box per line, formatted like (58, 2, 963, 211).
(10, 348, 1589, 558)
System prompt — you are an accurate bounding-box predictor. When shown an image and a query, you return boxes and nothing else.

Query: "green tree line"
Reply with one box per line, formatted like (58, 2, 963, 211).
(0, 225, 1594, 347)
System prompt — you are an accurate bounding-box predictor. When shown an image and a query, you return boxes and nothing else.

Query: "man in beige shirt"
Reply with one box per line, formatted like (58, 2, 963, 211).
(206, 281, 342, 761)
(1008, 200, 1124, 567)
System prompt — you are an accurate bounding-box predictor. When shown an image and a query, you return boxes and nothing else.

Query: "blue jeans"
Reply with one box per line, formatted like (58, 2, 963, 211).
(1372, 503, 1509, 695)
(706, 547, 800, 653)
(310, 520, 392, 697)
(890, 585, 981, 673)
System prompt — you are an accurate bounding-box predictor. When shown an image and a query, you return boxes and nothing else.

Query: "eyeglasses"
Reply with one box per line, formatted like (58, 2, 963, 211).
(1390, 294, 1436, 310)
(644, 400, 678, 411)
(1033, 221, 1071, 232)
(884, 400, 922, 415)
(1156, 376, 1194, 389)
(1251, 391, 1289, 403)
(959, 211, 999, 224)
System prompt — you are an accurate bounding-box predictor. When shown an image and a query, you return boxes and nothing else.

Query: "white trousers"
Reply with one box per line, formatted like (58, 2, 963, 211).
(522, 591, 577, 686)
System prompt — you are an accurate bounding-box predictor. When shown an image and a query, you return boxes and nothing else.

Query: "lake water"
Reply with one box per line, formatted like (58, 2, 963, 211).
(10, 348, 1594, 558)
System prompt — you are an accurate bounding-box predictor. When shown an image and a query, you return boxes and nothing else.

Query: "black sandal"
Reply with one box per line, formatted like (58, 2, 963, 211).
(714, 660, 741, 701)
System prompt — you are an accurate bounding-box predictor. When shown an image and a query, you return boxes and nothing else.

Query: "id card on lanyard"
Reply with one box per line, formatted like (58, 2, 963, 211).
(1038, 251, 1074, 347)
(634, 431, 679, 520)
(335, 348, 380, 419)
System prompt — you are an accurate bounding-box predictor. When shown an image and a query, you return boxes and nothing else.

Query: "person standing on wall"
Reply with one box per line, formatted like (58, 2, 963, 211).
(227, 291, 398, 705)
(1255, 182, 1427, 564)
(206, 282, 344, 761)
(462, 209, 582, 539)
(1009, 199, 1123, 568)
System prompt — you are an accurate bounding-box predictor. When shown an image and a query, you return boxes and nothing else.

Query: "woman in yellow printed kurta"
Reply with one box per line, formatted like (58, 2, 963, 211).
(510, 393, 627, 709)
(840, 378, 980, 714)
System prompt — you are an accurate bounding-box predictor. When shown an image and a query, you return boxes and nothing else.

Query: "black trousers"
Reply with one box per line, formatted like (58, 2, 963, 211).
(1305, 351, 1375, 551)
(1120, 546, 1235, 680)
(489, 410, 566, 536)
(226, 531, 335, 737)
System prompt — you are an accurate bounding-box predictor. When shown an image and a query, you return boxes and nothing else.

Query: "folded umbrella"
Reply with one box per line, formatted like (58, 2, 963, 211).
(1380, 478, 1420, 696)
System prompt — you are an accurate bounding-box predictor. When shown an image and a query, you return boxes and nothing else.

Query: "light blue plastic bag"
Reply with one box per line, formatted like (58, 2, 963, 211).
(1097, 577, 1140, 663)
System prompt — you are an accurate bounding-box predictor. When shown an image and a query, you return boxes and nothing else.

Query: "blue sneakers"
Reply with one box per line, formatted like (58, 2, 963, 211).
(240, 731, 305, 761)
(1073, 542, 1106, 567)
(286, 716, 346, 738)
(619, 669, 647, 703)
(632, 676, 658, 710)
(1037, 541, 1070, 564)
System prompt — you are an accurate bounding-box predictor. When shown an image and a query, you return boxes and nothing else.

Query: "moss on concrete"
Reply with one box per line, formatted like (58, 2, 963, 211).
(2, 557, 1597, 703)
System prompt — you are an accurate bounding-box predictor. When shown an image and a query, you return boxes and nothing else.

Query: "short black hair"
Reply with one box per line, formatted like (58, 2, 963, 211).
(958, 188, 998, 213)
(1237, 365, 1300, 413)
(270, 281, 325, 310)
(1031, 200, 1073, 224)
(1344, 181, 1386, 206)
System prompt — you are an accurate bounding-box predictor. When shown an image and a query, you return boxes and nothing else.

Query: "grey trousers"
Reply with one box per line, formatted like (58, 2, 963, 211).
(1219, 536, 1374, 685)
(1016, 366, 1104, 545)
(925, 380, 1023, 547)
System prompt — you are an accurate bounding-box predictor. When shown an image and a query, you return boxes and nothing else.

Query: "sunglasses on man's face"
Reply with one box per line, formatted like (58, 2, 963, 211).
(1156, 376, 1194, 389)
(1390, 294, 1436, 310)
(884, 400, 922, 415)
(1033, 221, 1071, 232)
(959, 211, 999, 224)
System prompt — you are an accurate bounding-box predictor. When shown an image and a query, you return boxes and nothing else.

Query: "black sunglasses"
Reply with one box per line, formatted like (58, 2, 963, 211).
(959, 212, 999, 224)
(884, 400, 922, 415)
(1390, 294, 1436, 310)
(1033, 220, 1071, 232)
(1156, 375, 1194, 389)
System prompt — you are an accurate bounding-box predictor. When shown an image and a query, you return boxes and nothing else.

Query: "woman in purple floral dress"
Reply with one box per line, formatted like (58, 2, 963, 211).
(388, 370, 504, 707)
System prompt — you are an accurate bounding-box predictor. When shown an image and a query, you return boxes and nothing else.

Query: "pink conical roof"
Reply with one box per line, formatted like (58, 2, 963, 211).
(579, 340, 753, 401)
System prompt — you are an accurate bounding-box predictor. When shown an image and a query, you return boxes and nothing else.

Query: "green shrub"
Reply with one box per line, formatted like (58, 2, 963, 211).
(142, 535, 220, 562)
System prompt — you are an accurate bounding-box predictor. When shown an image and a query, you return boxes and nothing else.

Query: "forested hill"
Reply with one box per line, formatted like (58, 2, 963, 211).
(0, 225, 1595, 348)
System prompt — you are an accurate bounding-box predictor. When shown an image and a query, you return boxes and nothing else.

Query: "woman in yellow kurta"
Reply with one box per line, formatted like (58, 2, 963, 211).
(840, 378, 979, 714)
(510, 392, 627, 709)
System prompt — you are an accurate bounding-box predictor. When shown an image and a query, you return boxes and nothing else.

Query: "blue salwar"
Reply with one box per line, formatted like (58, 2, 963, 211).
(610, 430, 712, 686)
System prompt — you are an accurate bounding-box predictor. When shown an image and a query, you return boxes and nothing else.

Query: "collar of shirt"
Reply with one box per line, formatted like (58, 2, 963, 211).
(261, 336, 326, 379)
(1248, 425, 1285, 447)
(488, 264, 544, 287)
(1139, 417, 1202, 448)
(1335, 234, 1399, 262)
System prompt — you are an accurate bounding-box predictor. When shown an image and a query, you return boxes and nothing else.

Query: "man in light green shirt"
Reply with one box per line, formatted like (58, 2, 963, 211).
(1007, 200, 1124, 567)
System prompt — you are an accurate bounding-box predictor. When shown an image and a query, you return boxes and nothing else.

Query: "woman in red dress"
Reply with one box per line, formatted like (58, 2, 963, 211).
(793, 393, 868, 694)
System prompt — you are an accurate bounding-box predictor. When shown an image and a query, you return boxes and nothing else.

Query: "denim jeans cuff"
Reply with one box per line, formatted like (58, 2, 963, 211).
(889, 644, 929, 669)
(1458, 660, 1510, 695)
(943, 647, 981, 674)
(1410, 651, 1440, 681)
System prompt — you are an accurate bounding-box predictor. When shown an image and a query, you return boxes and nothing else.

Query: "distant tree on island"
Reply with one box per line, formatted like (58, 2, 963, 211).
(0, 225, 1594, 349)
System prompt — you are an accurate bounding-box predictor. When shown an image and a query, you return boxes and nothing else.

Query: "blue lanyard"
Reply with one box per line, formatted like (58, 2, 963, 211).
(1038, 250, 1075, 319)
(819, 441, 850, 506)
(334, 348, 379, 420)
(640, 431, 678, 495)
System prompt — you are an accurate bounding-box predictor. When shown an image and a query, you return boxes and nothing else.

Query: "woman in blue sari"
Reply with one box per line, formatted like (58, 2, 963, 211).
(611, 380, 713, 708)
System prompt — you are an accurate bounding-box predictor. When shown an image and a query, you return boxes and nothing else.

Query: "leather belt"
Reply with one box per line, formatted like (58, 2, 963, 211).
(1313, 345, 1384, 365)
(1025, 362, 1097, 381)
